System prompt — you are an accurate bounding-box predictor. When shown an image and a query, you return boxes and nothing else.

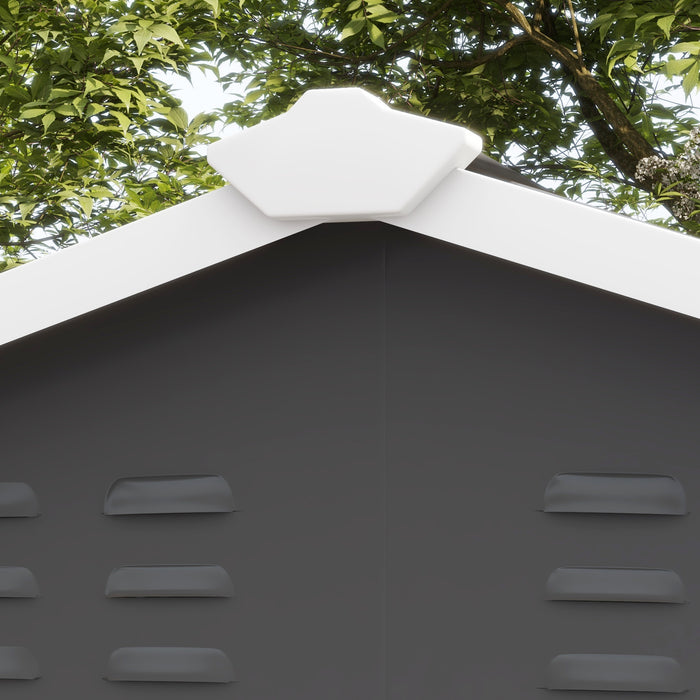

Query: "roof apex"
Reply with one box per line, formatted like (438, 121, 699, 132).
(207, 87, 482, 220)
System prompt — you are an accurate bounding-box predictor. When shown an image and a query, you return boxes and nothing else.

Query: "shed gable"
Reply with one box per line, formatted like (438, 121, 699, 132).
(2, 221, 700, 699)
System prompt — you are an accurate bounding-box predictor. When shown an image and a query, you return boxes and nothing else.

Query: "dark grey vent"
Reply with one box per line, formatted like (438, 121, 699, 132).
(0, 566, 39, 598)
(0, 483, 39, 518)
(543, 473, 686, 515)
(104, 475, 234, 515)
(546, 654, 685, 693)
(106, 565, 233, 598)
(546, 567, 685, 603)
(0, 647, 39, 680)
(105, 647, 234, 683)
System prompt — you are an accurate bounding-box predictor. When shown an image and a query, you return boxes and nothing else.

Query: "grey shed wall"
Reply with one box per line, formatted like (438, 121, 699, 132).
(1, 221, 699, 700)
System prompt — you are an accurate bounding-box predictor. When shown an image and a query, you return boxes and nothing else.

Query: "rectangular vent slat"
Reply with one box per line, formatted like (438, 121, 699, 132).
(546, 654, 685, 693)
(546, 567, 685, 603)
(105, 647, 234, 683)
(106, 565, 233, 598)
(103, 475, 234, 515)
(0, 647, 39, 680)
(543, 473, 686, 515)
(0, 483, 39, 518)
(0, 566, 39, 598)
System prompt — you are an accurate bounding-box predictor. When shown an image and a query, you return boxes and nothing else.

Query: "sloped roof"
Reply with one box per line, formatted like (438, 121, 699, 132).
(1, 87, 699, 348)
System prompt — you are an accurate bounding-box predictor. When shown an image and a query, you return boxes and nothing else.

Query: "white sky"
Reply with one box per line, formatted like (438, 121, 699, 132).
(163, 66, 242, 142)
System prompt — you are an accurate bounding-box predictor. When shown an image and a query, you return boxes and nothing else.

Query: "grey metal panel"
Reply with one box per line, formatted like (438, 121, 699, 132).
(3, 221, 700, 700)
(0, 224, 386, 699)
(383, 226, 700, 700)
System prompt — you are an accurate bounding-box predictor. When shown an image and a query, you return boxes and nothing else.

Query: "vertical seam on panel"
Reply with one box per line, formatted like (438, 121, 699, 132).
(382, 232, 388, 700)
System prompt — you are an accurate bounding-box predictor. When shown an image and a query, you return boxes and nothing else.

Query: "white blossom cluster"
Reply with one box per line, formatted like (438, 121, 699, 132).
(636, 127, 700, 221)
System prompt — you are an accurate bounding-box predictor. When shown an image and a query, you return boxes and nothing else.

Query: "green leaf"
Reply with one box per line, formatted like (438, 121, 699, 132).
(202, 0, 220, 15)
(673, 41, 700, 55)
(151, 23, 184, 46)
(366, 4, 391, 19)
(84, 76, 105, 95)
(243, 88, 265, 103)
(340, 18, 365, 40)
(49, 88, 79, 100)
(85, 102, 103, 118)
(110, 109, 131, 132)
(665, 57, 696, 76)
(657, 15, 675, 40)
(368, 22, 385, 48)
(133, 28, 152, 54)
(634, 12, 664, 30)
(589, 13, 614, 40)
(347, 0, 363, 10)
(113, 87, 133, 109)
(41, 112, 55, 132)
(166, 106, 189, 130)
(90, 186, 114, 198)
(5, 84, 30, 100)
(100, 48, 121, 64)
(77, 196, 93, 217)
(54, 104, 77, 116)
(682, 59, 699, 95)
(19, 107, 47, 119)
(18, 201, 34, 219)
(372, 12, 398, 23)
(129, 55, 146, 73)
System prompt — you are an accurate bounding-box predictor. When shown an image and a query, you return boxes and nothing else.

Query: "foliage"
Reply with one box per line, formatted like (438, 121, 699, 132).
(3, 0, 700, 269)
(212, 0, 700, 231)
(0, 0, 225, 268)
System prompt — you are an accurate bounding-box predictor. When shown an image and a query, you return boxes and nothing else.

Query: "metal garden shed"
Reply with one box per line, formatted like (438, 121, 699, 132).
(0, 87, 698, 699)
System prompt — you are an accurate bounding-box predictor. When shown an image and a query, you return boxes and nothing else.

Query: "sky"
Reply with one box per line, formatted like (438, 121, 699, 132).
(162, 66, 241, 143)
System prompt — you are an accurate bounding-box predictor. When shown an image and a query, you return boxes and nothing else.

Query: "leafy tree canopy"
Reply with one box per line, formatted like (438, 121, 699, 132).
(3, 0, 700, 270)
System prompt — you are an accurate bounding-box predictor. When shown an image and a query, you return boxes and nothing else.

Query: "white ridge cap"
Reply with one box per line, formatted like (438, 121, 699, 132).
(207, 86, 482, 221)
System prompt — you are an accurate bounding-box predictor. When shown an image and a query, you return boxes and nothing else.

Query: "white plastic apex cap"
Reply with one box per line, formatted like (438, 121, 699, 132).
(207, 87, 482, 221)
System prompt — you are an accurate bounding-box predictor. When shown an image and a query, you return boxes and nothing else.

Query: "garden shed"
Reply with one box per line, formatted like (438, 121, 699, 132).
(1, 87, 700, 699)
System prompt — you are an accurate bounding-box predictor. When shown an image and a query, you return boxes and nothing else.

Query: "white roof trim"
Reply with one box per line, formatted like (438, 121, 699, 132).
(2, 85, 700, 347)
(2, 169, 700, 348)
(0, 186, 319, 346)
(386, 169, 700, 321)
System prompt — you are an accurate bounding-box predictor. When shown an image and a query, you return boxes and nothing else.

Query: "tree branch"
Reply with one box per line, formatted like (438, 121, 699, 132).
(405, 35, 528, 69)
(565, 0, 583, 61)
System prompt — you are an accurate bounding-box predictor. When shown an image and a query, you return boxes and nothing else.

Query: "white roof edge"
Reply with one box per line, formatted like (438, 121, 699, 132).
(383, 169, 700, 322)
(2, 163, 700, 348)
(0, 186, 320, 347)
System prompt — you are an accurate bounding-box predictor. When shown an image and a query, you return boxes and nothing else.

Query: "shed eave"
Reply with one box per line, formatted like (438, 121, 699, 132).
(0, 167, 698, 348)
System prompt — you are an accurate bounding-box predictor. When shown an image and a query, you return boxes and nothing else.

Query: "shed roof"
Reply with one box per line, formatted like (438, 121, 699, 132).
(0, 86, 698, 348)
